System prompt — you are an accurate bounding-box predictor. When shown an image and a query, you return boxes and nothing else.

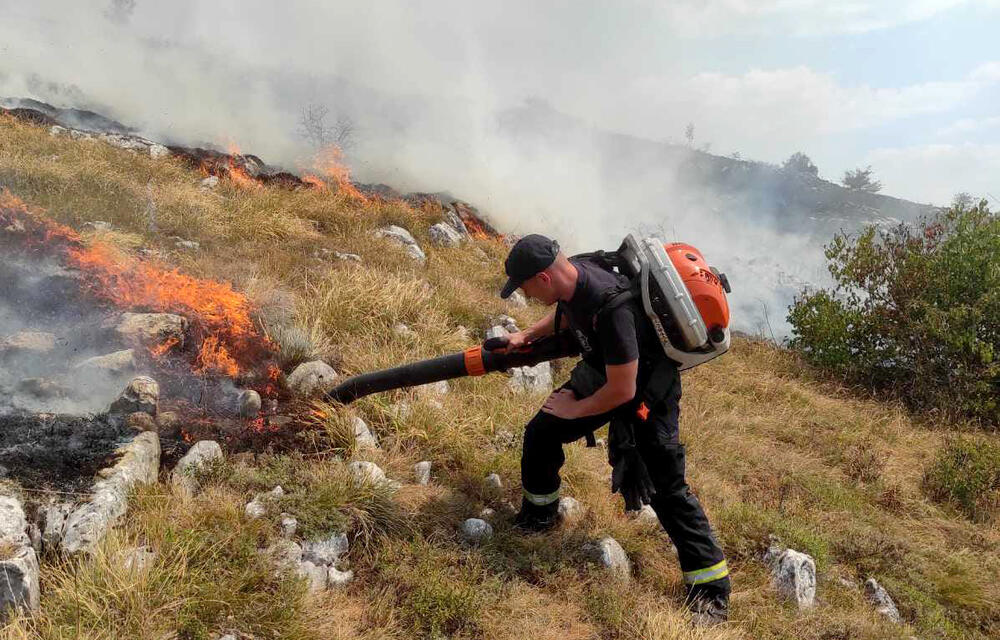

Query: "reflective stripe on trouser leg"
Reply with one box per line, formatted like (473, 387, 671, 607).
(683, 559, 729, 585)
(522, 487, 559, 506)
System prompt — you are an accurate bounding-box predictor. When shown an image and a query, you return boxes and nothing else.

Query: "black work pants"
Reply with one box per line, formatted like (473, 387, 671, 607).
(520, 386, 730, 595)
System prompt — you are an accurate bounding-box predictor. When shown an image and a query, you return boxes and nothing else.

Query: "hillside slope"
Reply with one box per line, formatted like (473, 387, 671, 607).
(0, 114, 997, 640)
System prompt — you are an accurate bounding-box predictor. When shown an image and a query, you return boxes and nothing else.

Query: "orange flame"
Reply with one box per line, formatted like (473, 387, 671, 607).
(312, 145, 367, 202)
(226, 142, 261, 190)
(0, 190, 276, 380)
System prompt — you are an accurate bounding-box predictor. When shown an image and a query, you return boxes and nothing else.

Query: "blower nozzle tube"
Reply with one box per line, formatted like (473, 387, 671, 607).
(325, 334, 578, 404)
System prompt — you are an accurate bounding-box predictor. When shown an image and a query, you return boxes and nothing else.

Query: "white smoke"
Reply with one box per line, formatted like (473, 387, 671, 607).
(0, 1, 888, 334)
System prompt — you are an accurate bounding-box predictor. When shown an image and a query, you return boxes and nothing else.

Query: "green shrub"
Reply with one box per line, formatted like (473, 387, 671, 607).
(922, 437, 1000, 521)
(788, 200, 1000, 425)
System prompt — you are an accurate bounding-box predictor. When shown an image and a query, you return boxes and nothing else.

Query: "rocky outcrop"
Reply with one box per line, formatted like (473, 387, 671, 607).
(112, 312, 188, 348)
(109, 376, 160, 416)
(245, 486, 284, 519)
(461, 518, 493, 543)
(61, 432, 161, 554)
(374, 225, 426, 263)
(0, 495, 40, 619)
(428, 222, 463, 248)
(414, 461, 432, 486)
(75, 349, 136, 374)
(864, 577, 901, 623)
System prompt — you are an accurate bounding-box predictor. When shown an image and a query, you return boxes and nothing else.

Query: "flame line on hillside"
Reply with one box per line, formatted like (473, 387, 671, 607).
(0, 189, 276, 380)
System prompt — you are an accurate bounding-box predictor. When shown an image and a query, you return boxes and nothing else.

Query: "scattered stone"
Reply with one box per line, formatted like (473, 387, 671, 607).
(428, 222, 463, 248)
(392, 323, 416, 339)
(461, 518, 493, 543)
(492, 429, 516, 449)
(109, 376, 160, 416)
(414, 461, 432, 486)
(237, 389, 261, 418)
(113, 312, 188, 348)
(265, 539, 303, 572)
(156, 411, 181, 438)
(327, 566, 355, 588)
(585, 537, 632, 580)
(0, 495, 40, 617)
(302, 532, 349, 566)
(351, 416, 378, 450)
(279, 513, 298, 538)
(0, 331, 57, 356)
(374, 225, 426, 263)
(149, 144, 170, 159)
(442, 206, 470, 238)
(509, 362, 553, 393)
(864, 578, 901, 623)
(174, 239, 200, 251)
(484, 473, 503, 491)
(171, 440, 223, 497)
(417, 380, 450, 397)
(42, 503, 72, 550)
(349, 461, 387, 485)
(101, 133, 149, 152)
(121, 545, 157, 573)
(125, 411, 157, 433)
(200, 175, 219, 189)
(479, 507, 496, 520)
(75, 349, 136, 374)
(62, 432, 161, 554)
(333, 251, 361, 262)
(81, 220, 113, 232)
(494, 314, 520, 333)
(764, 542, 816, 609)
(485, 325, 508, 341)
(558, 496, 584, 523)
(286, 361, 338, 397)
(245, 486, 284, 520)
(508, 290, 528, 308)
(629, 504, 659, 526)
(296, 560, 327, 593)
(49, 125, 67, 137)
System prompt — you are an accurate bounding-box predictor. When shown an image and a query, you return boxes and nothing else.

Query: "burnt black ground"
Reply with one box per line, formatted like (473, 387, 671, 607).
(0, 412, 132, 492)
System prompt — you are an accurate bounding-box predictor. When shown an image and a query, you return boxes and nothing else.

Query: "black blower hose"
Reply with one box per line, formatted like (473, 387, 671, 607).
(325, 333, 580, 404)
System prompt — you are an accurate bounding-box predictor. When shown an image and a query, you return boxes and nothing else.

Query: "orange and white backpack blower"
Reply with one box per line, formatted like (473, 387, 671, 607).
(326, 234, 731, 405)
(602, 233, 732, 370)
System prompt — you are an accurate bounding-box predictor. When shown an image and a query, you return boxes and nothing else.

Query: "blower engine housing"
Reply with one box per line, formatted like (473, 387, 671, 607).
(616, 234, 731, 370)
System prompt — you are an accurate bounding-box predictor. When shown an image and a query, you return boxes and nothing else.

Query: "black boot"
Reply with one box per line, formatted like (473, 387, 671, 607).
(512, 497, 559, 533)
(686, 578, 730, 626)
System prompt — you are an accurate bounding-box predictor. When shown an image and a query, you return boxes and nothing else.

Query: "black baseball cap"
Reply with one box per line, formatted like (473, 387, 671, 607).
(500, 234, 559, 298)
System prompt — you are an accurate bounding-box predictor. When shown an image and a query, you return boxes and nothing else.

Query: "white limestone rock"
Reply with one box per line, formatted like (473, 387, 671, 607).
(296, 560, 328, 593)
(61, 432, 161, 554)
(764, 543, 816, 609)
(245, 486, 285, 520)
(484, 473, 503, 491)
(414, 461, 432, 486)
(149, 144, 170, 159)
(109, 376, 160, 416)
(428, 222, 463, 248)
(171, 440, 223, 497)
(865, 578, 902, 623)
(461, 518, 493, 543)
(75, 349, 136, 374)
(558, 496, 584, 523)
(327, 566, 355, 588)
(586, 536, 632, 581)
(113, 312, 188, 348)
(348, 461, 387, 485)
(374, 225, 426, 263)
(509, 362, 553, 393)
(351, 416, 378, 450)
(286, 360, 338, 397)
(302, 532, 349, 567)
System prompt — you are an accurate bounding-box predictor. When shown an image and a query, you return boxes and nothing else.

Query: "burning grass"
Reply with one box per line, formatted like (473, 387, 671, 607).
(2, 112, 998, 640)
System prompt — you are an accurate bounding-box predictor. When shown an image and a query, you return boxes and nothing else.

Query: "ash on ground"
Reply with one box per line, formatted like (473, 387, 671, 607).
(0, 412, 132, 492)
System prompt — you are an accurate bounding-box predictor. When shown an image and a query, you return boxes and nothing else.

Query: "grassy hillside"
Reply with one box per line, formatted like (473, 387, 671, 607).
(1, 114, 997, 640)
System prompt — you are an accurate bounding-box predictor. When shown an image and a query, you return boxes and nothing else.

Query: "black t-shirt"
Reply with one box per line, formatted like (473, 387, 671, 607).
(562, 258, 652, 370)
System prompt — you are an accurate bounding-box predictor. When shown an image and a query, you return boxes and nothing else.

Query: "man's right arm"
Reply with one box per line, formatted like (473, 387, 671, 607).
(504, 308, 566, 350)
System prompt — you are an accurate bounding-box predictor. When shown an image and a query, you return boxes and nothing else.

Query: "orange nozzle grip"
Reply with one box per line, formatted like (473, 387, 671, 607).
(464, 347, 487, 376)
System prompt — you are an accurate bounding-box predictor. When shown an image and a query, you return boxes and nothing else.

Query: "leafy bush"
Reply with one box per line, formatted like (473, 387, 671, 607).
(788, 200, 1000, 425)
(922, 437, 1000, 521)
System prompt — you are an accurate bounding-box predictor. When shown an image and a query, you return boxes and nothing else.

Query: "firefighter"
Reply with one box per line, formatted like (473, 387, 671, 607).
(498, 233, 731, 625)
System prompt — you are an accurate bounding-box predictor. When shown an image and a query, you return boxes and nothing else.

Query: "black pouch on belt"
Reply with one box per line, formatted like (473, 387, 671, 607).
(567, 361, 607, 448)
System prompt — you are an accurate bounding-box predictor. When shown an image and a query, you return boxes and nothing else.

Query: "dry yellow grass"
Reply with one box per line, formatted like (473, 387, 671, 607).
(2, 113, 999, 639)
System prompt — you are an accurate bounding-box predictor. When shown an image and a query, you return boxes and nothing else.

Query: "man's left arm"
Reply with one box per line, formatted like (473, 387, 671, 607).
(541, 306, 640, 419)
